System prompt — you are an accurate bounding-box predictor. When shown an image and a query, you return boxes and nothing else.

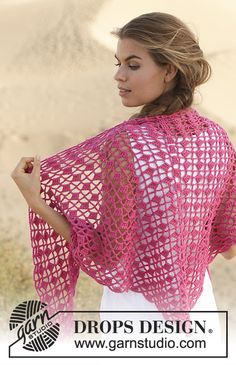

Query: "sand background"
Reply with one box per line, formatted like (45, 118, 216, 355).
(0, 0, 236, 362)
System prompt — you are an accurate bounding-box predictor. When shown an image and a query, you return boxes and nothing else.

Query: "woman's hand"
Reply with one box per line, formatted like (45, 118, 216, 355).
(11, 155, 42, 207)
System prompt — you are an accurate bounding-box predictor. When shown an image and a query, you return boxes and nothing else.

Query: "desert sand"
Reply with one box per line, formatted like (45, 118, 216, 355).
(0, 0, 235, 358)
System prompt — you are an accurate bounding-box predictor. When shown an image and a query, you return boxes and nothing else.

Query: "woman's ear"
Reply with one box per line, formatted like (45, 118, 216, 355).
(164, 64, 178, 83)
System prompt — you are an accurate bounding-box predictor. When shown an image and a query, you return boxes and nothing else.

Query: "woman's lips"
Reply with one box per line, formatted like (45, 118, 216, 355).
(119, 89, 131, 96)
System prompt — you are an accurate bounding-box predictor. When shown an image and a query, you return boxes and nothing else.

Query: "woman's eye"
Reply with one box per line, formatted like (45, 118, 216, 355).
(129, 65, 140, 70)
(114, 63, 139, 70)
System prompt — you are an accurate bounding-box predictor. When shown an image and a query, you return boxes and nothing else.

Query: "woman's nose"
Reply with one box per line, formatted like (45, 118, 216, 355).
(114, 66, 128, 82)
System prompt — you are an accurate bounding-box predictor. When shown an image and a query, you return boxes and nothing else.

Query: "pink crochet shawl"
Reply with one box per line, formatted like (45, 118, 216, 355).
(28, 107, 236, 322)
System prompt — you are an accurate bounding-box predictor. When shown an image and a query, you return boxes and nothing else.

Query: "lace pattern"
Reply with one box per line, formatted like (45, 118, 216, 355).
(28, 107, 236, 322)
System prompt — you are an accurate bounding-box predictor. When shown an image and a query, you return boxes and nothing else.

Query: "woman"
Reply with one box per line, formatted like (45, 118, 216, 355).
(11, 12, 236, 340)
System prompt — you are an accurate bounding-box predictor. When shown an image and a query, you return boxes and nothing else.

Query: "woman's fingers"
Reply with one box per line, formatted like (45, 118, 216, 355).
(11, 155, 42, 203)
(11, 156, 40, 178)
(11, 157, 33, 177)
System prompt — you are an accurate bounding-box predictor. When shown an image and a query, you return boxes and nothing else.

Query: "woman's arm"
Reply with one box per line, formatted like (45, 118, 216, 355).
(11, 156, 72, 244)
(29, 197, 71, 243)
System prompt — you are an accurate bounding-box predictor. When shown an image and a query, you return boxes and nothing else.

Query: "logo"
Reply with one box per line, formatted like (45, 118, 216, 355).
(9, 300, 60, 352)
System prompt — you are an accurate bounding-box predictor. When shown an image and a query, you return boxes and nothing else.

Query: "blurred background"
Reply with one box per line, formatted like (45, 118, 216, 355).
(0, 0, 235, 349)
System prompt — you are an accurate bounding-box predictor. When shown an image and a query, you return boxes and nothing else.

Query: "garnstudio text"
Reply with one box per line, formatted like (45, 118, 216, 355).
(74, 320, 206, 334)
(17, 309, 50, 344)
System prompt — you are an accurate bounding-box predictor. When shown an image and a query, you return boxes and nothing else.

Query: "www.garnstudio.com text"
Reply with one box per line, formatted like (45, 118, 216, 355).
(73, 337, 206, 351)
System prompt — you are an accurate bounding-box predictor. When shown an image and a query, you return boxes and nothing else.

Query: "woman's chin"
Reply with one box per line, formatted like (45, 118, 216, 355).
(121, 99, 142, 107)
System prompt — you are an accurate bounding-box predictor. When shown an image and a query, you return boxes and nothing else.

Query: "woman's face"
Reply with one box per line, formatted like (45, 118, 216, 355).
(114, 37, 176, 107)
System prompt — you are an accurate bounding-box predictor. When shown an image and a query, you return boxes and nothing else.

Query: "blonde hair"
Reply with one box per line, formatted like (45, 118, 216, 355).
(111, 12, 212, 118)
